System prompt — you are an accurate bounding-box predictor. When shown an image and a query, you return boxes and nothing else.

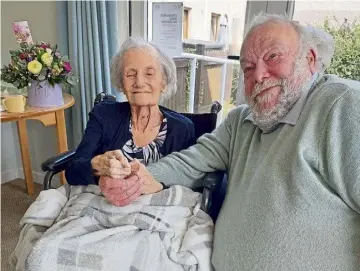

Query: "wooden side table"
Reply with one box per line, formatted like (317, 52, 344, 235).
(0, 93, 75, 194)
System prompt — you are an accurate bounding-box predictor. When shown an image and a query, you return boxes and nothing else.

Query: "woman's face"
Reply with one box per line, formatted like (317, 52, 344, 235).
(122, 47, 166, 106)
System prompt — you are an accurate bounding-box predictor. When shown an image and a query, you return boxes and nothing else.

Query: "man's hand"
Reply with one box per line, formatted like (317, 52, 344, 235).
(130, 160, 163, 195)
(99, 174, 143, 207)
(91, 150, 131, 179)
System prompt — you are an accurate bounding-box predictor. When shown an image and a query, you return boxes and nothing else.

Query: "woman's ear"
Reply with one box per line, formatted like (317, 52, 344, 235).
(161, 78, 167, 93)
(306, 48, 317, 74)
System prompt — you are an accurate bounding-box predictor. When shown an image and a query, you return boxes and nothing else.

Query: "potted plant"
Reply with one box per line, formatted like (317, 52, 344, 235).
(1, 42, 78, 107)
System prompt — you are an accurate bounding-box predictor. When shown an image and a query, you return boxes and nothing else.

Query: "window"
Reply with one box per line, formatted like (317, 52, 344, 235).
(145, 0, 247, 115)
(210, 13, 221, 41)
(147, 1, 247, 49)
(183, 7, 190, 39)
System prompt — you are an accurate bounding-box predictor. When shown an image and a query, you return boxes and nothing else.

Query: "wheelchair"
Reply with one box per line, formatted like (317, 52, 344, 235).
(41, 92, 226, 220)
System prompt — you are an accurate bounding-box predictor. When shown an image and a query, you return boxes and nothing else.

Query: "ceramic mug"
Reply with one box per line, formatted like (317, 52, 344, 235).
(2, 95, 27, 113)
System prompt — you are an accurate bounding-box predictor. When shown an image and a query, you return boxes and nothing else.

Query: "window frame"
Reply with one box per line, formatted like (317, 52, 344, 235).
(183, 7, 191, 39)
(210, 12, 221, 41)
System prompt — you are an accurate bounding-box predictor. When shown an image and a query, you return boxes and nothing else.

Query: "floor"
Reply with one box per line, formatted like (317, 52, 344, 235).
(1, 179, 42, 271)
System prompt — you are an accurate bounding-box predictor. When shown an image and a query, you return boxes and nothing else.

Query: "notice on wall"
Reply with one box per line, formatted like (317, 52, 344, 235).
(152, 2, 183, 57)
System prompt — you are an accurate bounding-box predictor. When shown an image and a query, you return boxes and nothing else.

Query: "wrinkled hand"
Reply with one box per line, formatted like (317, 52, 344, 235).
(91, 150, 131, 179)
(127, 161, 163, 195)
(99, 161, 142, 207)
(100, 159, 163, 207)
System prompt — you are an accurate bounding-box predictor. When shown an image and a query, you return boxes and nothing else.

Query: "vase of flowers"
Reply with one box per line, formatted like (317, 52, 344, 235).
(1, 42, 78, 107)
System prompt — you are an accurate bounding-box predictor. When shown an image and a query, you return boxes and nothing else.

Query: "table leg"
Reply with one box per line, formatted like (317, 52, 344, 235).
(55, 110, 69, 185)
(16, 120, 34, 195)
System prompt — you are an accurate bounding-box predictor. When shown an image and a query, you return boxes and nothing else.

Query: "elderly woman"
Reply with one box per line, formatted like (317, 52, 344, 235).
(65, 37, 195, 187)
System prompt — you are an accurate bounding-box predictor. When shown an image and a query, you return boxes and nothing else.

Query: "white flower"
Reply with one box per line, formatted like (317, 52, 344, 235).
(46, 48, 52, 55)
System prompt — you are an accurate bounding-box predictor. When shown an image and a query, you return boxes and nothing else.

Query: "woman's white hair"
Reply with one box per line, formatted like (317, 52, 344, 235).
(236, 12, 335, 105)
(110, 37, 177, 101)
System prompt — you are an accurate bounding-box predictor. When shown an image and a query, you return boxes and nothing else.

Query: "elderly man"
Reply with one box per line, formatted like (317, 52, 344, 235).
(100, 13, 360, 270)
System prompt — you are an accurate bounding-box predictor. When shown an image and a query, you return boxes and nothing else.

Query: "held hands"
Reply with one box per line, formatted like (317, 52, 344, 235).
(99, 168, 143, 207)
(91, 150, 131, 179)
(97, 152, 163, 207)
(126, 162, 163, 195)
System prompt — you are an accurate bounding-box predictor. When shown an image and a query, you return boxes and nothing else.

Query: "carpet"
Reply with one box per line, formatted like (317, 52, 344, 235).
(1, 179, 42, 271)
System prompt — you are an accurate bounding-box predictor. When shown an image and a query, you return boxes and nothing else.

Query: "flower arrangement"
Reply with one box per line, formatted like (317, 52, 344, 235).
(1, 42, 78, 89)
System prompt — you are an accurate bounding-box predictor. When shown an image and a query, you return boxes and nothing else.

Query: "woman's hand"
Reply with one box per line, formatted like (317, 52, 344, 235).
(91, 150, 131, 179)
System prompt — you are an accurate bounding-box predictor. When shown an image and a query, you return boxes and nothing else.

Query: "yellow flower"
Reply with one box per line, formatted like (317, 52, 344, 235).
(41, 52, 53, 67)
(27, 60, 42, 75)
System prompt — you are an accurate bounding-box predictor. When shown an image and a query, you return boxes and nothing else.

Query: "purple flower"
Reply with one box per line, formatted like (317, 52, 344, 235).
(63, 62, 72, 72)
(27, 56, 33, 62)
(55, 52, 61, 58)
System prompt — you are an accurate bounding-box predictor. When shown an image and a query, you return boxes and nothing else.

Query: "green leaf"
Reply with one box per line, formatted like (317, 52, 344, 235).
(322, 17, 360, 81)
(61, 55, 69, 62)
(38, 75, 46, 81)
(67, 75, 79, 85)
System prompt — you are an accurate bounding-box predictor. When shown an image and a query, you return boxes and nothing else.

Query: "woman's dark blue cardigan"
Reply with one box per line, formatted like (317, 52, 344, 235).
(65, 102, 196, 185)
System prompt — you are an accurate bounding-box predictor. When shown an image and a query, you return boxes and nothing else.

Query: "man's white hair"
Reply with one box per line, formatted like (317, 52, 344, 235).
(110, 37, 177, 101)
(243, 12, 335, 72)
(236, 12, 335, 105)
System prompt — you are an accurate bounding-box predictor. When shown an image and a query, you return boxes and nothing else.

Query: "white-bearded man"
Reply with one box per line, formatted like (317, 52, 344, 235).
(100, 12, 360, 271)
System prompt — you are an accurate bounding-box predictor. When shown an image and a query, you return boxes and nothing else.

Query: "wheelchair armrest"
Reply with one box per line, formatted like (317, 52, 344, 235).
(41, 149, 76, 174)
(203, 171, 224, 191)
(201, 171, 225, 214)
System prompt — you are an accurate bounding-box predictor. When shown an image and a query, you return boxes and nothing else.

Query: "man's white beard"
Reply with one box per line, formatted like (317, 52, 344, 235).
(246, 60, 312, 132)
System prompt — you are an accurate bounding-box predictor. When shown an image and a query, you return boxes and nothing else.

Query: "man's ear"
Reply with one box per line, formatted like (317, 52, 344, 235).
(306, 49, 317, 74)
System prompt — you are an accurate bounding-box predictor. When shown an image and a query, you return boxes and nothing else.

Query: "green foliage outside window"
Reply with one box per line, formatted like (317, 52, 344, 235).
(321, 17, 360, 81)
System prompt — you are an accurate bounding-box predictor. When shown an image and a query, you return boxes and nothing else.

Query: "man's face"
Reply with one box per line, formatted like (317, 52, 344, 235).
(240, 22, 313, 131)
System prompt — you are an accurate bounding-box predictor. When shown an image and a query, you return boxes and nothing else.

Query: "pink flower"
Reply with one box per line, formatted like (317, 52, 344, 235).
(19, 53, 26, 60)
(12, 23, 24, 34)
(63, 62, 72, 72)
(13, 24, 21, 33)
(40, 42, 50, 49)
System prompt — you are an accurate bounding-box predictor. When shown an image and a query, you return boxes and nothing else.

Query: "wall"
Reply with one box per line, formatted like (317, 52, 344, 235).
(293, 0, 360, 25)
(1, 1, 60, 184)
(183, 0, 247, 45)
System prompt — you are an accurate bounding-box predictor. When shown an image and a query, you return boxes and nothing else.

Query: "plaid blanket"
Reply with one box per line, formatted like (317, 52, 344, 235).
(10, 185, 214, 271)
